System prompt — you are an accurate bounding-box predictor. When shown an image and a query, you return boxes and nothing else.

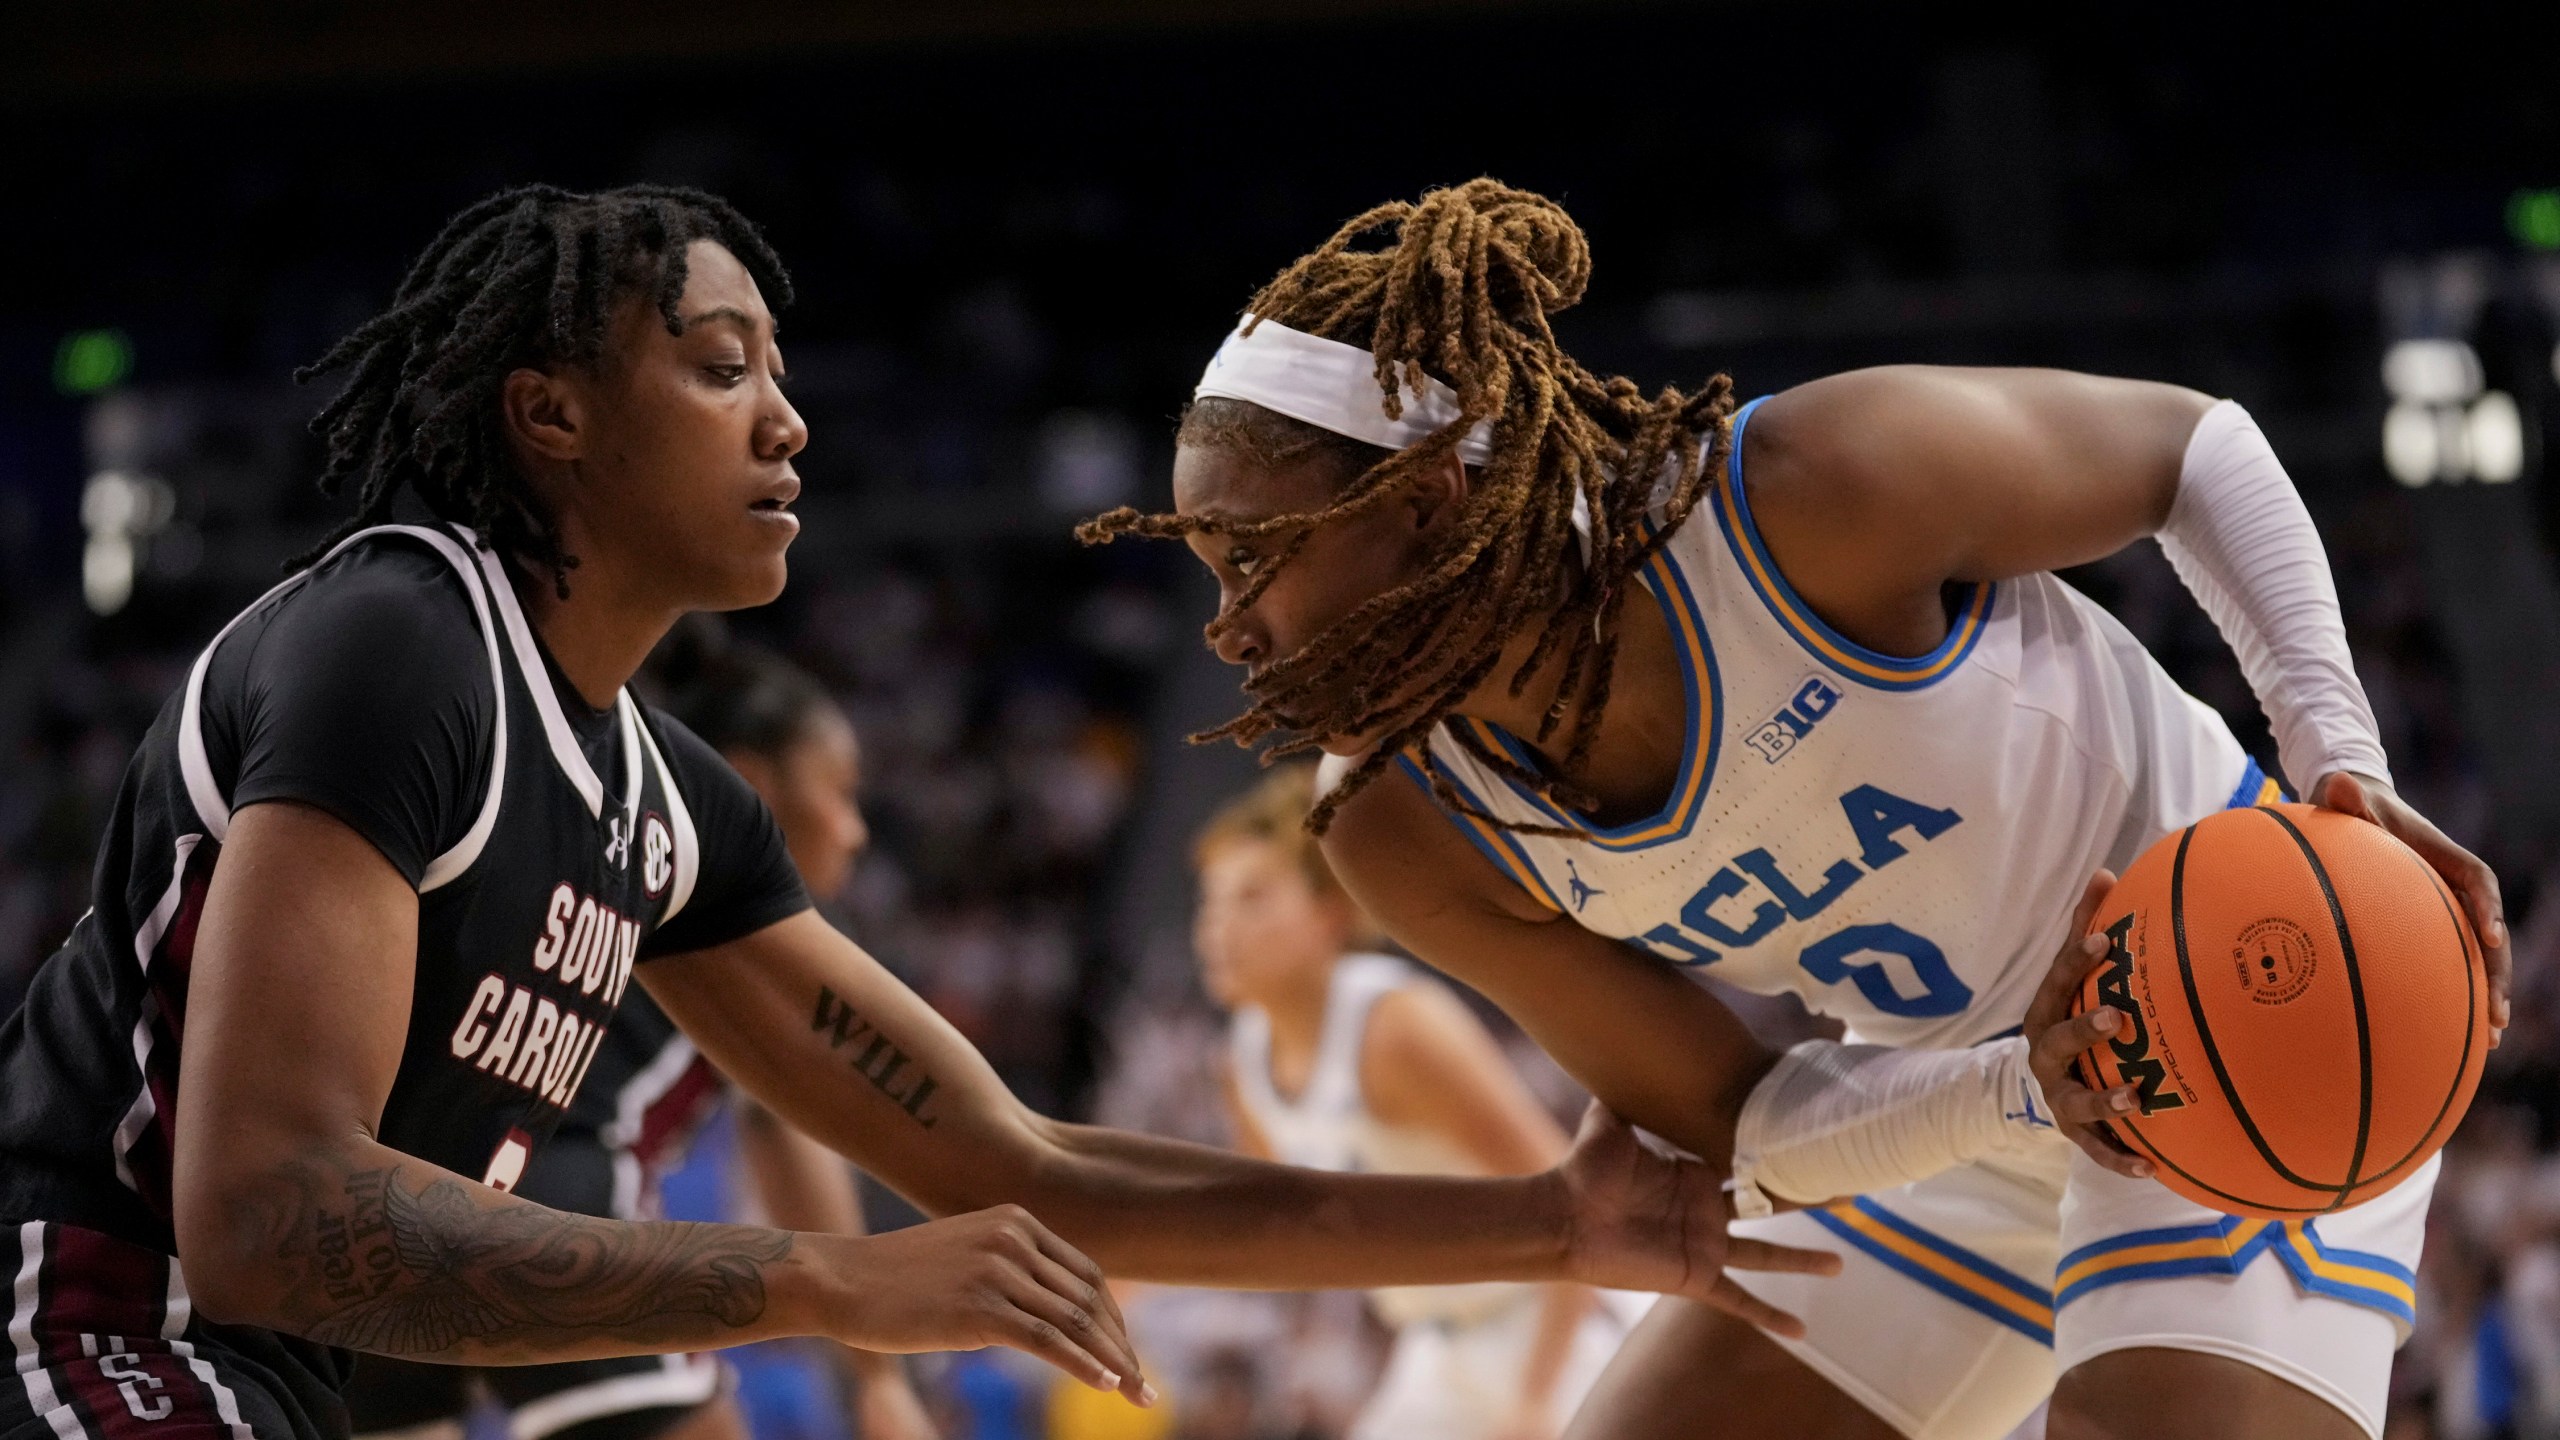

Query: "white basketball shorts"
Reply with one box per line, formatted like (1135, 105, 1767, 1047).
(1726, 1134, 2433, 1440)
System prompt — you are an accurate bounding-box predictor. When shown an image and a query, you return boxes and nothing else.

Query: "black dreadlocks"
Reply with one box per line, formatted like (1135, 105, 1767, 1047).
(295, 183, 794, 595)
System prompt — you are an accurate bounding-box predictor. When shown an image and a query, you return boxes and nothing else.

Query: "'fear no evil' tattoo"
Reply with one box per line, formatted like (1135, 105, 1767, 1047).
(252, 1156, 791, 1361)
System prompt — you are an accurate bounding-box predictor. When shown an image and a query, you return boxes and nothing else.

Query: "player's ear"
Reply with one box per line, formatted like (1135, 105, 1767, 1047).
(1403, 450, 1472, 538)
(501, 367, 587, 464)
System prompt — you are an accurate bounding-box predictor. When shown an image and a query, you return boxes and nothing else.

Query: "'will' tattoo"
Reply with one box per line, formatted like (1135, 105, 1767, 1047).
(812, 986, 940, 1127)
(253, 1156, 792, 1361)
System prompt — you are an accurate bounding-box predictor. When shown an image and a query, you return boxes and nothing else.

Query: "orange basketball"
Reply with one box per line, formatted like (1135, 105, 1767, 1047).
(2071, 801, 2487, 1218)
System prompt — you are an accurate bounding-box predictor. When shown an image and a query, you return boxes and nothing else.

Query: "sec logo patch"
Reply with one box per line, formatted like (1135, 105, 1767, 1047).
(642, 811, 674, 898)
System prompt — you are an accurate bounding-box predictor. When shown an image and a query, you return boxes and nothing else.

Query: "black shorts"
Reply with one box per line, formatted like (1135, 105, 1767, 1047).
(340, 1353, 723, 1440)
(2, 1220, 345, 1440)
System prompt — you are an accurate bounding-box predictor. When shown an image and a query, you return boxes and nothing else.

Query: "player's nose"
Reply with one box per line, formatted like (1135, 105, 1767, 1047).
(760, 390, 808, 461)
(1211, 617, 1267, 669)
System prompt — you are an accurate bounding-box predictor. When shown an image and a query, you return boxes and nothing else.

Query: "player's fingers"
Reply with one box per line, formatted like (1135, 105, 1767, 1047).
(2026, 875, 2115, 1026)
(2031, 1002, 2123, 1075)
(2069, 1125, 2153, 1180)
(2438, 852, 2511, 1033)
(1026, 1226, 1136, 1368)
(2392, 817, 2511, 1036)
(2312, 770, 2371, 821)
(2026, 934, 2102, 1039)
(2045, 1077, 2140, 1129)
(1698, 1274, 1807, 1340)
(1019, 1248, 1147, 1401)
(1722, 1235, 1843, 1277)
(2070, 868, 2115, 935)
(998, 1278, 1142, 1400)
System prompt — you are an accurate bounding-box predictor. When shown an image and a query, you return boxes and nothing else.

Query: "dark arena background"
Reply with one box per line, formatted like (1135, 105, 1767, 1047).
(8, 5, 2560, 1438)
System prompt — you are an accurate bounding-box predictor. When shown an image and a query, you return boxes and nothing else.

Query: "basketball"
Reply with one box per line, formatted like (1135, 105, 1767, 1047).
(2073, 802, 2488, 1218)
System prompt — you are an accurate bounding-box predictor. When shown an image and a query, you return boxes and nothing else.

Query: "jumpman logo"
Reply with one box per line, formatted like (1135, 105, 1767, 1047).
(1566, 860, 1605, 912)
(2004, 1075, 2054, 1129)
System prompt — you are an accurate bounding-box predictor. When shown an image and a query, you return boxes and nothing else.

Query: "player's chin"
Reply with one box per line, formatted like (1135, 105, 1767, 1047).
(694, 544, 792, 612)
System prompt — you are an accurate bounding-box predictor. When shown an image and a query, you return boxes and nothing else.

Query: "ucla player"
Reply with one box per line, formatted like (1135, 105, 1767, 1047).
(0, 184, 1823, 1440)
(1195, 767, 1645, 1440)
(1083, 179, 2511, 1439)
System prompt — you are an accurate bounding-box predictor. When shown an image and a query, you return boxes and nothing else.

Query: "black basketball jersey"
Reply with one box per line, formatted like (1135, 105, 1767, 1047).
(510, 991, 728, 1224)
(0, 522, 809, 1257)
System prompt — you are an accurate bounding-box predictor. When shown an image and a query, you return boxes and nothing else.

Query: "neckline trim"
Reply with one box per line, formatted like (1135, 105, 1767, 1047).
(1445, 534, 1723, 852)
(467, 530, 639, 820)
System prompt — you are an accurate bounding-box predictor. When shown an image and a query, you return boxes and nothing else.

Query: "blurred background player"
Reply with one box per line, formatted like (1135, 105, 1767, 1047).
(1192, 766, 1645, 1440)
(341, 632, 937, 1440)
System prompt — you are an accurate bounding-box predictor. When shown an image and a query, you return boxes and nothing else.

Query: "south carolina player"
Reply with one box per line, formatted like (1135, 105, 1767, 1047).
(0, 186, 1830, 1440)
(1082, 180, 2511, 1439)
(1195, 766, 1644, 1440)
(341, 641, 936, 1440)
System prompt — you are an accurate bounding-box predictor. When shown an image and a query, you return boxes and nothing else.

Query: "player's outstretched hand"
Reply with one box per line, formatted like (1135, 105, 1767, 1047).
(2315, 771, 2510, 1046)
(1553, 1101, 1841, 1339)
(2022, 869, 2155, 1182)
(826, 1205, 1154, 1408)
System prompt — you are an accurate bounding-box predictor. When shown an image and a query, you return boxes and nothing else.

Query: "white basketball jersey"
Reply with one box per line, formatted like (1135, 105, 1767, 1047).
(1404, 397, 2270, 1050)
(1230, 953, 1530, 1325)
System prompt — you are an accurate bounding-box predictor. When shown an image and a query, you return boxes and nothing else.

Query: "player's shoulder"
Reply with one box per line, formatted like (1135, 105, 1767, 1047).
(270, 530, 491, 658)
(1740, 367, 1972, 499)
(1318, 753, 1556, 927)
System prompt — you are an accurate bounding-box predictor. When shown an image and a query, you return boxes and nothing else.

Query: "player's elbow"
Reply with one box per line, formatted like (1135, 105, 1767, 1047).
(169, 1151, 308, 1329)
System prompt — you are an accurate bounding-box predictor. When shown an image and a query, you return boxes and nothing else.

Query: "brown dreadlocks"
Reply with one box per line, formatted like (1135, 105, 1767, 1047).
(1078, 179, 1735, 836)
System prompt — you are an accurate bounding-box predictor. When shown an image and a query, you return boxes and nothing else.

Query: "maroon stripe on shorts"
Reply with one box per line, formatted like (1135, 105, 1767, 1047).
(36, 1226, 167, 1344)
(26, 1227, 236, 1440)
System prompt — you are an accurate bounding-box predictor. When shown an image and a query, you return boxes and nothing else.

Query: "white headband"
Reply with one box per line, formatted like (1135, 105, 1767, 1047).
(1191, 313, 1593, 558)
(1193, 315, 1498, 466)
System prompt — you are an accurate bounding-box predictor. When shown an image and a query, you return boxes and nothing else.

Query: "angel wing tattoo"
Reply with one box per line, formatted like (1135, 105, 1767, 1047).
(273, 1157, 791, 1360)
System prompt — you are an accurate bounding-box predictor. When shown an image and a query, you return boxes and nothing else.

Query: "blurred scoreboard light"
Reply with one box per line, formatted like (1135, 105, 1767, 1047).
(2377, 241, 2557, 493)
(2374, 248, 2560, 855)
(79, 470, 175, 616)
(2380, 338, 2526, 488)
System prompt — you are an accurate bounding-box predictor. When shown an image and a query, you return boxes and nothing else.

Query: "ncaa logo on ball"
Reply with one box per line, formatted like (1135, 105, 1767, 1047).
(642, 811, 674, 898)
(2093, 912, 2187, 1115)
(2232, 917, 2317, 1006)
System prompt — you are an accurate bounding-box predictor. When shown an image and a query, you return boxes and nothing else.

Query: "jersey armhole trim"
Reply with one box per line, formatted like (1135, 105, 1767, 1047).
(632, 712, 701, 923)
(1391, 754, 1563, 913)
(1713, 395, 1996, 692)
(176, 524, 508, 892)
(418, 527, 509, 890)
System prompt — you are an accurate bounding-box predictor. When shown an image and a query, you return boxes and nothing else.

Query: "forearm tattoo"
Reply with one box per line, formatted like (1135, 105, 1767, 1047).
(249, 1155, 792, 1360)
(812, 986, 940, 1127)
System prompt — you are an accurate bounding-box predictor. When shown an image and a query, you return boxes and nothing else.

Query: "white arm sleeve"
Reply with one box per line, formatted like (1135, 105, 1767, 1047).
(2156, 400, 2391, 794)
(1728, 1037, 2053, 1217)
